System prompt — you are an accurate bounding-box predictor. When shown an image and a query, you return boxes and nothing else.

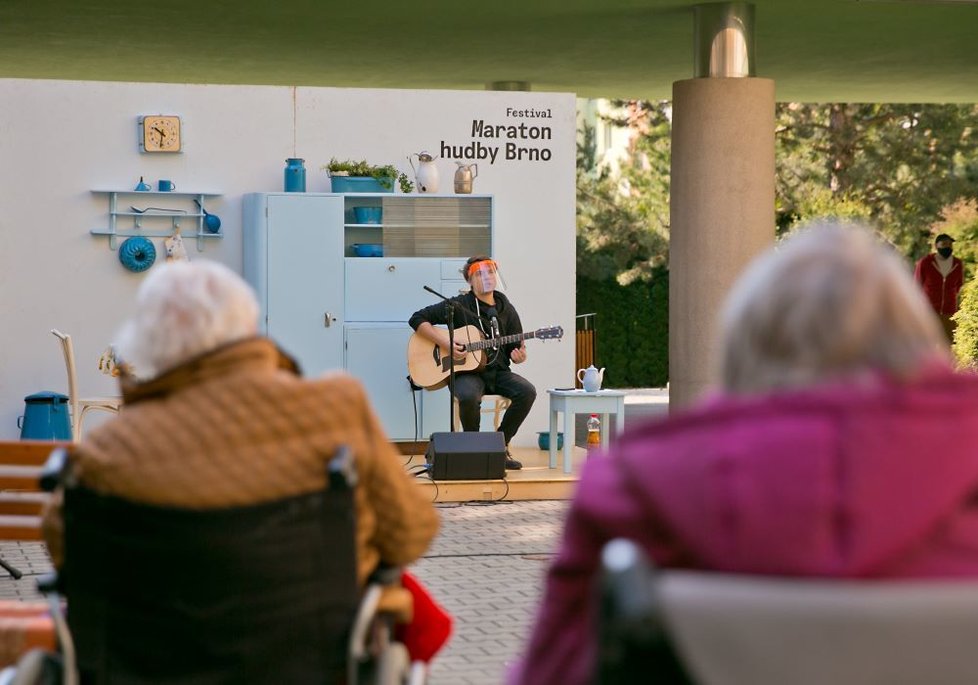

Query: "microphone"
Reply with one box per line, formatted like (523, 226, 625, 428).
(484, 306, 500, 349)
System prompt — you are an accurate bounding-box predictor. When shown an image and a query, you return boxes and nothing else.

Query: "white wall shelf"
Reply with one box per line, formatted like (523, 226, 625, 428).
(90, 190, 223, 251)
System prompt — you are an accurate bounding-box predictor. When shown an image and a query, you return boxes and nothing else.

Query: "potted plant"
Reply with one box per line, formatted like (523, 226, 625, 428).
(323, 158, 413, 193)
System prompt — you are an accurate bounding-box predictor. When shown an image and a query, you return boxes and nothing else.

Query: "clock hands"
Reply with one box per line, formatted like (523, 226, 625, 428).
(141, 116, 179, 152)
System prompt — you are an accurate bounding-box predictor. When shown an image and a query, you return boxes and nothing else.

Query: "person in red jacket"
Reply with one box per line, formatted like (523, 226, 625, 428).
(914, 232, 964, 343)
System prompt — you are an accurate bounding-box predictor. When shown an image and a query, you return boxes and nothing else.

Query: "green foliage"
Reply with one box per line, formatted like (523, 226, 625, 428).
(953, 273, 978, 368)
(323, 157, 414, 193)
(576, 270, 669, 388)
(783, 186, 874, 227)
(575, 102, 670, 388)
(577, 101, 671, 284)
(775, 103, 978, 256)
(574, 99, 978, 387)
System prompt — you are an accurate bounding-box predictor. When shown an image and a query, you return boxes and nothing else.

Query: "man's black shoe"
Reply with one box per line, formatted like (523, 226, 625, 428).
(505, 456, 523, 470)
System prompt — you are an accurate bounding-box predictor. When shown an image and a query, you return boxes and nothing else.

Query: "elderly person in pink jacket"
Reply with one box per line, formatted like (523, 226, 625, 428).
(512, 222, 978, 685)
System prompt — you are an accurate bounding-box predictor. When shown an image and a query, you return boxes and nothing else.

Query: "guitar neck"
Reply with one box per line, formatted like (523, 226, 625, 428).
(465, 331, 536, 352)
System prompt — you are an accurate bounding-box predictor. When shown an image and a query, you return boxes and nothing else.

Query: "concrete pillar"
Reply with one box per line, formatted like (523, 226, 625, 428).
(669, 77, 775, 409)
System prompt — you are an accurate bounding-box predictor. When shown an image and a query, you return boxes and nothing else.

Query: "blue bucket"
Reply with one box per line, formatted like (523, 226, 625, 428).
(537, 431, 564, 451)
(18, 391, 71, 440)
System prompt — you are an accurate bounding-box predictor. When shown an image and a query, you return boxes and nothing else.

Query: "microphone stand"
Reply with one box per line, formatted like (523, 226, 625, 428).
(423, 286, 460, 432)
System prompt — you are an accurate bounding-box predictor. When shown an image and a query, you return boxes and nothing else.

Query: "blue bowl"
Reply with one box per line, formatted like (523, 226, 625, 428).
(537, 431, 564, 451)
(353, 206, 383, 224)
(352, 243, 383, 257)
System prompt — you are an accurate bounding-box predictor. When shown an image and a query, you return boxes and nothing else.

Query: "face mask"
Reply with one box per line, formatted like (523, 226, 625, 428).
(937, 247, 953, 259)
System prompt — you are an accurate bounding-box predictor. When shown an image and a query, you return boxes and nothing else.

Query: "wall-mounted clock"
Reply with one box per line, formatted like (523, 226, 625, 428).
(138, 115, 182, 153)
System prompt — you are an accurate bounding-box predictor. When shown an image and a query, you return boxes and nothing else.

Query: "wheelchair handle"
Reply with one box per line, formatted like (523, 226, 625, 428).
(39, 447, 72, 492)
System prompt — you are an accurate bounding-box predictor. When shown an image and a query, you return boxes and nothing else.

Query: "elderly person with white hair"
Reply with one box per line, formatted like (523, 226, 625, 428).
(511, 222, 978, 685)
(42, 260, 442, 676)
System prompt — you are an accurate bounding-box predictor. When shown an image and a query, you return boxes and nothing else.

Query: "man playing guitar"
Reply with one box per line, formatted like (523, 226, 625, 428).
(408, 256, 536, 470)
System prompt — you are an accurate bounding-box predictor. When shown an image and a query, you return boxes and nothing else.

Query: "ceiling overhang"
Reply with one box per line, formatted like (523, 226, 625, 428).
(0, 0, 975, 102)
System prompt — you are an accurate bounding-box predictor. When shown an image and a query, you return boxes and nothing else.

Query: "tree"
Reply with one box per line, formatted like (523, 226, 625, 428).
(776, 103, 978, 256)
(575, 101, 672, 387)
(575, 99, 978, 386)
(577, 100, 671, 284)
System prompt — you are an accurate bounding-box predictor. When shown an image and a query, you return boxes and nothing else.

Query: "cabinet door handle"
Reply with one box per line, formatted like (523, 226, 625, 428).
(387, 264, 396, 273)
(324, 312, 337, 328)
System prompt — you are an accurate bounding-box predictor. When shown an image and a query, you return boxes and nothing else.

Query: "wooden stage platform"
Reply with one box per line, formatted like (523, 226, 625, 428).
(398, 443, 585, 503)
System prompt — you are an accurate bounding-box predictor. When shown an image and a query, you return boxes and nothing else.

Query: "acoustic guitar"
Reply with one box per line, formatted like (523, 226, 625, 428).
(407, 324, 564, 390)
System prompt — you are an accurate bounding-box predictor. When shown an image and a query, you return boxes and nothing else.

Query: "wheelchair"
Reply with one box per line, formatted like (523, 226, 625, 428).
(0, 446, 425, 685)
(597, 538, 978, 685)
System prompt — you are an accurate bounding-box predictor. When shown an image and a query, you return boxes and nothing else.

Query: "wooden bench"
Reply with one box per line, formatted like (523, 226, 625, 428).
(0, 441, 69, 541)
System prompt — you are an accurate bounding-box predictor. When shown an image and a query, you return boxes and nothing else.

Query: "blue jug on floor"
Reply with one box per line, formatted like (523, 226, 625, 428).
(18, 391, 71, 440)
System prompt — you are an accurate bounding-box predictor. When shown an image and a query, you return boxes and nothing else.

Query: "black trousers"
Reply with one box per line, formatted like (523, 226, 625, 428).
(452, 368, 537, 445)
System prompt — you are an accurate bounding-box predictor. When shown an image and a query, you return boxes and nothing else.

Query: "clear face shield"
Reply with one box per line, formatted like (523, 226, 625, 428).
(466, 259, 507, 295)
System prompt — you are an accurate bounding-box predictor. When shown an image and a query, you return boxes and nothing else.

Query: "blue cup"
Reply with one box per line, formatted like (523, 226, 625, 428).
(158, 179, 176, 192)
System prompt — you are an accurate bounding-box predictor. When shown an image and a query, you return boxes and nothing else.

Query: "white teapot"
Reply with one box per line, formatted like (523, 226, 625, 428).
(408, 151, 439, 193)
(577, 365, 605, 392)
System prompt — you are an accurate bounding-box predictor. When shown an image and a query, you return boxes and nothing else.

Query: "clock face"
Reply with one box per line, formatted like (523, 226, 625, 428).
(139, 115, 181, 153)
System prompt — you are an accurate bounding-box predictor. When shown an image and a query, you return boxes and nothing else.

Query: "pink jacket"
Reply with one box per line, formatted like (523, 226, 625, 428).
(512, 366, 978, 685)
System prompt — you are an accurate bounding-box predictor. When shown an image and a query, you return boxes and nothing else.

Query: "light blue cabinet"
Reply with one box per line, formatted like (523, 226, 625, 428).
(242, 193, 493, 440)
(345, 324, 419, 440)
(243, 193, 345, 375)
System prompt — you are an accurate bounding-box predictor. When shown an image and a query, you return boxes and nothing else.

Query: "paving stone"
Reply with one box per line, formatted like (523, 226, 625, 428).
(414, 500, 569, 684)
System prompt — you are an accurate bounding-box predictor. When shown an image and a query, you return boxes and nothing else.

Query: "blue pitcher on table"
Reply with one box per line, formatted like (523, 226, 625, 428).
(577, 365, 605, 393)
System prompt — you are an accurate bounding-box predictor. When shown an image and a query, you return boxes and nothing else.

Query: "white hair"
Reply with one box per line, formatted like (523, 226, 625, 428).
(718, 221, 949, 394)
(114, 260, 259, 379)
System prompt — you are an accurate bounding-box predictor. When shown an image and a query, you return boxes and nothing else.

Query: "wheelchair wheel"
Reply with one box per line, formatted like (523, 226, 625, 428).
(374, 642, 410, 685)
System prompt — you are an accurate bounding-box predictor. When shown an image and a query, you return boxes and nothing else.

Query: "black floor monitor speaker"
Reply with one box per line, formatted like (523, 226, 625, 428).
(426, 431, 506, 480)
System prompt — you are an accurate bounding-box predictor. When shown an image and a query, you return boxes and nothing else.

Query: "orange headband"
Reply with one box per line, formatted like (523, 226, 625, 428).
(467, 259, 497, 277)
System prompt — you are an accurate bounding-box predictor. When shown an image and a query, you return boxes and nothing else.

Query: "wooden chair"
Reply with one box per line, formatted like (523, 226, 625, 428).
(0, 440, 67, 579)
(452, 395, 511, 432)
(50, 330, 121, 442)
(0, 441, 66, 543)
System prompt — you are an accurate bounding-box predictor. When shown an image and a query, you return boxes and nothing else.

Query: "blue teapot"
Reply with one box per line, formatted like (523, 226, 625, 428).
(577, 365, 605, 393)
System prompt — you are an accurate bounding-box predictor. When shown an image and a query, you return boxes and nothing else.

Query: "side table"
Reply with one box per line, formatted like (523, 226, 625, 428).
(547, 389, 626, 474)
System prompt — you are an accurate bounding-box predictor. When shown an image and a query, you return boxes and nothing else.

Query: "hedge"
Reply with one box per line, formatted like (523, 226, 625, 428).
(576, 268, 669, 388)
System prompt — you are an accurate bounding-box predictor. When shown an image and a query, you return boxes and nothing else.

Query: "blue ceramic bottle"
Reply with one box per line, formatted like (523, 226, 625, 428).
(284, 158, 306, 192)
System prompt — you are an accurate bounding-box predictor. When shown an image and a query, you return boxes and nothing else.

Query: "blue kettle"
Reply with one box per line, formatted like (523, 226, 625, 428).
(18, 391, 71, 440)
(195, 199, 222, 233)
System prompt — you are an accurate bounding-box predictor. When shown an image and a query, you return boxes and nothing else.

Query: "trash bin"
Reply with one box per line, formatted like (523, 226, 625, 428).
(18, 391, 71, 440)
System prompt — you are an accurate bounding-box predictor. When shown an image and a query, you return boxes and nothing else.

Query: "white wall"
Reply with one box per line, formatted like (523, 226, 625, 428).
(0, 79, 577, 445)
